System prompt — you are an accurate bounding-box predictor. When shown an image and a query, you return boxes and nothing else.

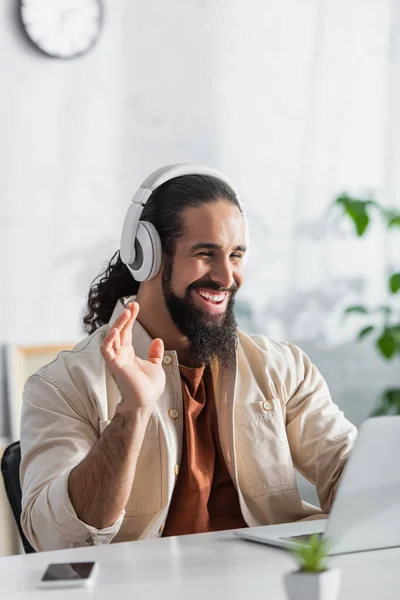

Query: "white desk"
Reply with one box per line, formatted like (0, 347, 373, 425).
(1, 522, 399, 599)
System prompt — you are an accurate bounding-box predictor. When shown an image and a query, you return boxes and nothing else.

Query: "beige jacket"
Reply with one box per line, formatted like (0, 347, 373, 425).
(20, 298, 357, 552)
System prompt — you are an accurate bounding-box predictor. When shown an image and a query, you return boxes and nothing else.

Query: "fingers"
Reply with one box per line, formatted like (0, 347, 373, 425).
(101, 328, 118, 362)
(112, 330, 121, 353)
(110, 306, 131, 333)
(148, 338, 164, 365)
(102, 314, 128, 350)
(103, 302, 139, 348)
(120, 302, 139, 346)
(108, 301, 139, 335)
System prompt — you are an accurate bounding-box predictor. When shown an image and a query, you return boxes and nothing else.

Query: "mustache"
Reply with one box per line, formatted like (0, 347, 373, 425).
(188, 280, 239, 294)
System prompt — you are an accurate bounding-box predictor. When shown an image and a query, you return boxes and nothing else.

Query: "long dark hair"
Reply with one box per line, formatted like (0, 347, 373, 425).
(83, 174, 242, 333)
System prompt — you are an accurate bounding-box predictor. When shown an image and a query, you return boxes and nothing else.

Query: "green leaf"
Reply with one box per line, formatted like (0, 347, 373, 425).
(358, 326, 374, 340)
(387, 325, 400, 343)
(344, 305, 369, 315)
(376, 331, 397, 359)
(335, 195, 371, 236)
(290, 535, 331, 573)
(386, 212, 400, 228)
(389, 273, 400, 294)
(335, 194, 349, 206)
(384, 389, 400, 408)
(371, 389, 400, 416)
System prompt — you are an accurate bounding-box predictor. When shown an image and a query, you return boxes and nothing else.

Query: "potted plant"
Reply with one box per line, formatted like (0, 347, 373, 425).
(284, 535, 341, 600)
(335, 194, 400, 416)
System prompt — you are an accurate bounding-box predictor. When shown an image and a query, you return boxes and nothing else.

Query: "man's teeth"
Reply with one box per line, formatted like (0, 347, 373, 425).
(198, 290, 225, 303)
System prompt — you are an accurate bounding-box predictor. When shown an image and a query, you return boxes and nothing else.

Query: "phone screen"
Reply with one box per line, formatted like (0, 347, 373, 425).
(41, 562, 96, 582)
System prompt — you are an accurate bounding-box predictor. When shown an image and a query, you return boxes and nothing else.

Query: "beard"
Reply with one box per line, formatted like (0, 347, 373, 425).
(161, 258, 238, 368)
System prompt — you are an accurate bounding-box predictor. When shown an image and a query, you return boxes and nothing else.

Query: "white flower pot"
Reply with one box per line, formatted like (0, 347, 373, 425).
(284, 567, 341, 600)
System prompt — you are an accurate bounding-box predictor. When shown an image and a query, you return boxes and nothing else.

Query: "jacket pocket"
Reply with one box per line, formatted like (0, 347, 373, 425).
(234, 399, 296, 498)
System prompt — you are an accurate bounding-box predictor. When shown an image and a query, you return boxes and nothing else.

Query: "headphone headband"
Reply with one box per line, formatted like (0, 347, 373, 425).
(138, 163, 244, 209)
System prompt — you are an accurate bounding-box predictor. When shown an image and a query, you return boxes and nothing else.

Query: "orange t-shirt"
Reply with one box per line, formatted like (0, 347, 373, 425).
(163, 364, 247, 537)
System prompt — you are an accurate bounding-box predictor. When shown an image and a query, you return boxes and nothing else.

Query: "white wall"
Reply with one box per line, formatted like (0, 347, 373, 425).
(1, 0, 400, 498)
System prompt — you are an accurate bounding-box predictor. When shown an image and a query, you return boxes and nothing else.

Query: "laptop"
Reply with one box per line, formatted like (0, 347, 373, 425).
(234, 415, 400, 555)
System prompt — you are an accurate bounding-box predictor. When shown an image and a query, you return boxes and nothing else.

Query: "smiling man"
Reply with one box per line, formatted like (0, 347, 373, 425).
(20, 165, 357, 551)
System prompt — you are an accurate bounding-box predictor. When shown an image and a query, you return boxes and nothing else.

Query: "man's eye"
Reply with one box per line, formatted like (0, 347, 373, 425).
(231, 253, 243, 260)
(197, 252, 213, 258)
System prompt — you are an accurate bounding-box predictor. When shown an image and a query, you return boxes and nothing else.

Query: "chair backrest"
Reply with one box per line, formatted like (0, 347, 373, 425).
(4, 343, 74, 441)
(0, 441, 35, 553)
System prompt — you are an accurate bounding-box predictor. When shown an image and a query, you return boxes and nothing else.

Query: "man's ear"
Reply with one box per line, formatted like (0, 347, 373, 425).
(158, 253, 166, 274)
(159, 251, 174, 278)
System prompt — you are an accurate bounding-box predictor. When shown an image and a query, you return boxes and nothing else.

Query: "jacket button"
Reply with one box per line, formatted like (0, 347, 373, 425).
(174, 464, 179, 476)
(168, 408, 179, 419)
(262, 400, 274, 411)
(163, 355, 172, 365)
(158, 522, 165, 535)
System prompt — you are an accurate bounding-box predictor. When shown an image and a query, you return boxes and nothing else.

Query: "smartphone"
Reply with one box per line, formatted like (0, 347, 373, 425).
(37, 562, 99, 589)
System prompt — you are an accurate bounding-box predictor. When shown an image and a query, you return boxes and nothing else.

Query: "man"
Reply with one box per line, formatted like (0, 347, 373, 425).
(20, 164, 356, 551)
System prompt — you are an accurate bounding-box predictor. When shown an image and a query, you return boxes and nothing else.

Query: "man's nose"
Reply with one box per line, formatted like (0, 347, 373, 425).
(209, 257, 235, 290)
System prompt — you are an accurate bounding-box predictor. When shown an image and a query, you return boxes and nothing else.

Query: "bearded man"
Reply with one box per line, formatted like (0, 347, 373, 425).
(20, 165, 356, 551)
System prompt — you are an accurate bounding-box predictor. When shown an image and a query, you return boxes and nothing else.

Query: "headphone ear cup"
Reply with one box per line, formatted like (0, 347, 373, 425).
(129, 221, 162, 282)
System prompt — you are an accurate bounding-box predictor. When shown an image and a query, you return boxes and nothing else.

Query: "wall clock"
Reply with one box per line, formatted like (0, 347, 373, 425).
(20, 0, 103, 59)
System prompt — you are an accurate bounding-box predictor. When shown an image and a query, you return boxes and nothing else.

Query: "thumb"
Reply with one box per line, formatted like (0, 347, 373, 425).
(148, 338, 164, 365)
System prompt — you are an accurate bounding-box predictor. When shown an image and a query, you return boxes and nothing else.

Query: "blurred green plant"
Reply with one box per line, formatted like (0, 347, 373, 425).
(336, 194, 400, 415)
(290, 534, 331, 573)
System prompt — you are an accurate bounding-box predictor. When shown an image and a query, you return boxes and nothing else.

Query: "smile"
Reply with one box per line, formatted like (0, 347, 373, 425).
(197, 290, 226, 304)
(192, 288, 229, 314)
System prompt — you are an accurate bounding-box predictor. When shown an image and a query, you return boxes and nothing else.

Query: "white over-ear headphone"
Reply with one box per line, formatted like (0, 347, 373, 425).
(120, 163, 248, 282)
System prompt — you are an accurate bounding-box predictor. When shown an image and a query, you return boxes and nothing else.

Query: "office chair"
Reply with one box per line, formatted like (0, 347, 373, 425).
(1, 441, 35, 554)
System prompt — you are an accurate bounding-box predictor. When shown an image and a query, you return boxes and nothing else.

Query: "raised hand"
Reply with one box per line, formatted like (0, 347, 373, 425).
(101, 302, 166, 415)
